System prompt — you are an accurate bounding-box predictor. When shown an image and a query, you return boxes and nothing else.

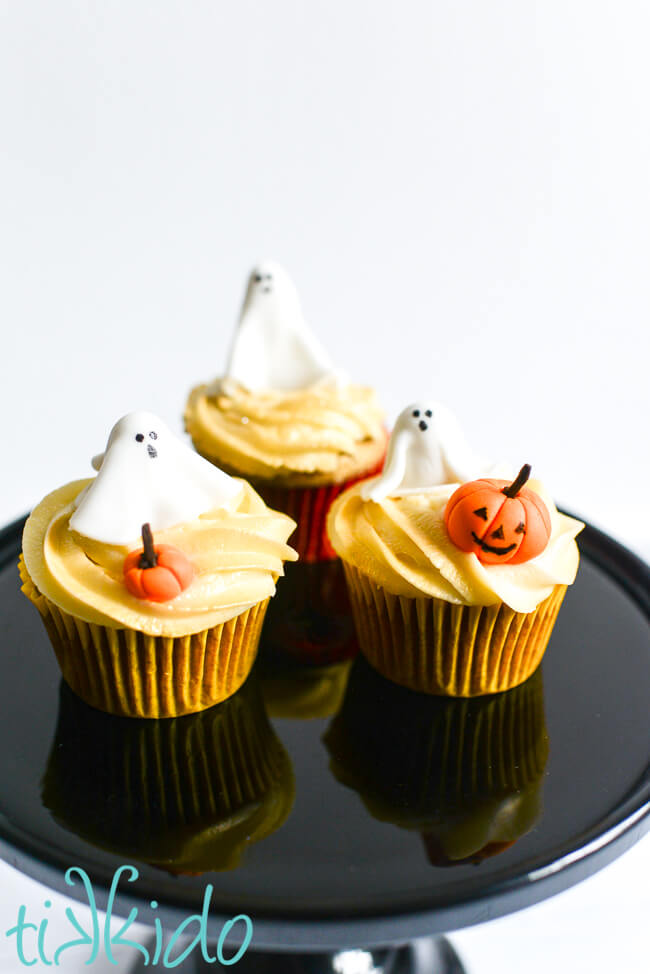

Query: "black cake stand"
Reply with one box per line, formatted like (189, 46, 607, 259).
(0, 515, 648, 973)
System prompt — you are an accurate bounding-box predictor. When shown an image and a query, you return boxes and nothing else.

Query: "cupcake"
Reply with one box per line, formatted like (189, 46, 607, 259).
(42, 676, 294, 873)
(184, 261, 387, 562)
(327, 402, 584, 696)
(20, 411, 297, 718)
(324, 656, 548, 867)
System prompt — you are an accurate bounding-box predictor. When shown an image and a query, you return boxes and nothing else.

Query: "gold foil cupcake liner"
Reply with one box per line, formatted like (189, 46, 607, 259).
(19, 556, 268, 718)
(342, 562, 566, 696)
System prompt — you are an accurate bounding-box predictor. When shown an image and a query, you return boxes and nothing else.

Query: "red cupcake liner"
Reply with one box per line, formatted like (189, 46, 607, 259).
(257, 455, 386, 563)
(260, 560, 359, 665)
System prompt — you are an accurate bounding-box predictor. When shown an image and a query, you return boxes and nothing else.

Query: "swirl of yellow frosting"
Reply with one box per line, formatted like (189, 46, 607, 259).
(22, 478, 298, 637)
(184, 378, 386, 486)
(327, 480, 583, 614)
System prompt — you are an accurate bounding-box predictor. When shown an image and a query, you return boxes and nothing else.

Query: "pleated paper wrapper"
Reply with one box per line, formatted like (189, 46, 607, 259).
(19, 555, 268, 718)
(342, 561, 566, 697)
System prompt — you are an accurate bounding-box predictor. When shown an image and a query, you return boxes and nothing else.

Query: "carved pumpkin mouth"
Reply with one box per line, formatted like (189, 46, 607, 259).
(470, 531, 517, 557)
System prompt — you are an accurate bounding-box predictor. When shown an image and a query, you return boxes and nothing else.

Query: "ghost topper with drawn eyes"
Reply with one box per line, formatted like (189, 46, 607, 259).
(360, 401, 495, 502)
(92, 427, 159, 467)
(251, 268, 275, 295)
(223, 260, 343, 392)
(69, 411, 242, 546)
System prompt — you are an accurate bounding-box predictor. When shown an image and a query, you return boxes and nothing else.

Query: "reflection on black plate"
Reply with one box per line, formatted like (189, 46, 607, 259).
(42, 677, 294, 875)
(261, 560, 358, 665)
(258, 656, 352, 720)
(325, 657, 548, 866)
(0, 520, 649, 945)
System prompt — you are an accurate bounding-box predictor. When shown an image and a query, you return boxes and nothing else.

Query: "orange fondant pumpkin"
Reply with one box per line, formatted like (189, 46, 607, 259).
(444, 464, 551, 565)
(124, 523, 194, 602)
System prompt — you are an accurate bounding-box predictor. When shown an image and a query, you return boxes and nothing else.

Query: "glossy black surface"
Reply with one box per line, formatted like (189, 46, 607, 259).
(0, 517, 649, 949)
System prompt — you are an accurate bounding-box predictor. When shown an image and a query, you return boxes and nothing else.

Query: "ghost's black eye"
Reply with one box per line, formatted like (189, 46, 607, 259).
(135, 433, 144, 443)
(418, 420, 428, 431)
(254, 274, 262, 282)
(425, 409, 433, 418)
(412, 410, 420, 418)
(149, 431, 157, 440)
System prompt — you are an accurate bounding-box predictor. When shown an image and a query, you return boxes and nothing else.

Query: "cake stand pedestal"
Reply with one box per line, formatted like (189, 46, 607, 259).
(130, 936, 465, 973)
(0, 516, 648, 974)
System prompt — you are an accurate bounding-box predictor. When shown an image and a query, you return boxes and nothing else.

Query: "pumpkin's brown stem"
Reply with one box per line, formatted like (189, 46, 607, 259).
(139, 522, 158, 569)
(502, 464, 531, 498)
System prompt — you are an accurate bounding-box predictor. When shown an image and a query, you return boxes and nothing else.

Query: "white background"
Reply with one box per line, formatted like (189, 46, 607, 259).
(0, 2, 648, 972)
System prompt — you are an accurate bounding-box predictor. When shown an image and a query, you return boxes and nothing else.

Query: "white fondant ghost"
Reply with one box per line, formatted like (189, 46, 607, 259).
(361, 402, 490, 502)
(70, 411, 242, 544)
(223, 261, 339, 392)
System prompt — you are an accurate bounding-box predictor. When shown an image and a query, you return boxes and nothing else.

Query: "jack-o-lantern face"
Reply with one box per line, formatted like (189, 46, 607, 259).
(444, 465, 551, 565)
